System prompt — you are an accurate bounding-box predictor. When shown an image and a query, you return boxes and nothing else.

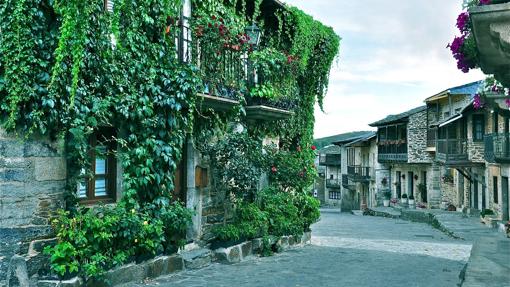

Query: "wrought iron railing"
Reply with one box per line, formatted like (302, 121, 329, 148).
(485, 133, 510, 163)
(172, 17, 293, 110)
(436, 139, 468, 162)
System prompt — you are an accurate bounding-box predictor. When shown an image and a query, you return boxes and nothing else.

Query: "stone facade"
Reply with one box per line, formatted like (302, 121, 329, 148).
(408, 110, 434, 163)
(0, 128, 67, 286)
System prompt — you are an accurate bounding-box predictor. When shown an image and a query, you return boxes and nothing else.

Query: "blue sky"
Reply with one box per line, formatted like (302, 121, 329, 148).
(285, 0, 485, 138)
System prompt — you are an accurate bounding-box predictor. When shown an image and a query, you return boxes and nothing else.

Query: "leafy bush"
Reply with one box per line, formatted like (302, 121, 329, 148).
(213, 203, 268, 241)
(257, 187, 303, 237)
(294, 192, 321, 231)
(44, 201, 191, 280)
(402, 194, 408, 199)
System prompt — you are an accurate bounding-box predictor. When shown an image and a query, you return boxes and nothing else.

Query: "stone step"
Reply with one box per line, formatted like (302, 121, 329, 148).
(180, 248, 212, 270)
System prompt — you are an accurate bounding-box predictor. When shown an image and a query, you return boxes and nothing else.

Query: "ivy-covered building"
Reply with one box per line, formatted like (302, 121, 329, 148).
(0, 0, 339, 285)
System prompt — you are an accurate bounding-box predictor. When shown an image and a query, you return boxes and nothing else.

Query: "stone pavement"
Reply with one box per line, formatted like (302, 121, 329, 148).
(368, 207, 510, 287)
(121, 211, 473, 287)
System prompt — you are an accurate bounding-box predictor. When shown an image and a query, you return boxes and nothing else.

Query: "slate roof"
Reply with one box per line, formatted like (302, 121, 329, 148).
(313, 131, 374, 149)
(344, 132, 377, 147)
(369, 106, 427, 127)
(425, 81, 483, 102)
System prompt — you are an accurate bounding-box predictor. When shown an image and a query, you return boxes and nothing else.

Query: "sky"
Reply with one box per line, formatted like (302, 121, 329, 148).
(285, 0, 485, 139)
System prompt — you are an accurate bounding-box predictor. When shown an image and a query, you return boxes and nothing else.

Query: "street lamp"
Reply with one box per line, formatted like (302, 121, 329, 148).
(244, 23, 262, 47)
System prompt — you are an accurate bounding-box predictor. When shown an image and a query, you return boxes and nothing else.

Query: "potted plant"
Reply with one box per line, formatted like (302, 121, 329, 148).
(401, 193, 408, 204)
(480, 209, 495, 225)
(408, 194, 415, 206)
(383, 191, 391, 207)
(505, 221, 510, 238)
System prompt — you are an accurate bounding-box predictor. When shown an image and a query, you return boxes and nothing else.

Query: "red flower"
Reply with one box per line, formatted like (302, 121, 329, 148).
(296, 146, 301, 152)
(212, 15, 217, 20)
(299, 171, 304, 177)
(311, 145, 317, 151)
(208, 23, 212, 28)
(271, 166, 277, 173)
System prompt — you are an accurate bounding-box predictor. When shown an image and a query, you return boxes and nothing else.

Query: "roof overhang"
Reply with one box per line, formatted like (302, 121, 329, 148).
(439, 114, 463, 128)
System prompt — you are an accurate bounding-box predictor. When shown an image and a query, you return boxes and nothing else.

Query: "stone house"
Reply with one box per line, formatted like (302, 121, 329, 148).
(0, 0, 298, 285)
(370, 106, 437, 206)
(317, 145, 342, 205)
(342, 132, 378, 210)
(481, 95, 510, 222)
(424, 81, 488, 212)
(330, 131, 375, 212)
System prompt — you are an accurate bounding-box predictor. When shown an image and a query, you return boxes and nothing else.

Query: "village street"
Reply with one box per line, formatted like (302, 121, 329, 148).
(123, 210, 473, 287)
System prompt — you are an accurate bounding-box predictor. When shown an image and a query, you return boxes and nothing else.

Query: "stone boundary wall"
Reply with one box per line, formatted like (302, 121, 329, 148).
(1, 129, 67, 287)
(35, 232, 312, 287)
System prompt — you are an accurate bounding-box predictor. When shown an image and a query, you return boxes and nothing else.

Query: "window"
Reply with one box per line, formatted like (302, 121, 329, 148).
(472, 114, 485, 142)
(329, 191, 341, 200)
(493, 176, 499, 204)
(78, 128, 117, 203)
(330, 174, 334, 179)
(347, 148, 355, 166)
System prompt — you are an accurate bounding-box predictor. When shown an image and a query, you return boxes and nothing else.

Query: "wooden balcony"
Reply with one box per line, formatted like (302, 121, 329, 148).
(347, 165, 372, 182)
(485, 133, 510, 163)
(319, 154, 342, 166)
(377, 141, 408, 163)
(436, 139, 469, 165)
(326, 179, 341, 189)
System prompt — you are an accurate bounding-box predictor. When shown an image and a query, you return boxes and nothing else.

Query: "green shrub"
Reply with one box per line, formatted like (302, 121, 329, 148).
(44, 201, 191, 280)
(295, 192, 320, 231)
(257, 187, 303, 237)
(213, 203, 268, 241)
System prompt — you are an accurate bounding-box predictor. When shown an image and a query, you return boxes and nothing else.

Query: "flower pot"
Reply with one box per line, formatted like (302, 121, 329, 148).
(383, 199, 390, 207)
(408, 199, 415, 205)
(401, 198, 408, 205)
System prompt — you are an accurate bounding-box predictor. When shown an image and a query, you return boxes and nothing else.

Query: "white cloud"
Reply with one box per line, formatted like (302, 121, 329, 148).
(285, 0, 486, 138)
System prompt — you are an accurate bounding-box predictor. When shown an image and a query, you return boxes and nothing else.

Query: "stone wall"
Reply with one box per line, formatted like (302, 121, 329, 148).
(408, 110, 434, 163)
(0, 128, 67, 286)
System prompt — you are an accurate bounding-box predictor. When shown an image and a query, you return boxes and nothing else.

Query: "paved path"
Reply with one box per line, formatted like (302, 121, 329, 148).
(122, 211, 473, 287)
(369, 207, 510, 287)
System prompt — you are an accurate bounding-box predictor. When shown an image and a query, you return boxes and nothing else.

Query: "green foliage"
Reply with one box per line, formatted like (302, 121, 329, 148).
(205, 131, 266, 201)
(257, 187, 302, 237)
(213, 203, 268, 241)
(44, 202, 191, 280)
(267, 145, 317, 192)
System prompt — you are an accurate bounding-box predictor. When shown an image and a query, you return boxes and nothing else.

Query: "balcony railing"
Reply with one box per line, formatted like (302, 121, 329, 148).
(377, 141, 408, 162)
(347, 165, 372, 182)
(485, 133, 510, 163)
(436, 139, 468, 163)
(326, 179, 341, 189)
(319, 154, 342, 166)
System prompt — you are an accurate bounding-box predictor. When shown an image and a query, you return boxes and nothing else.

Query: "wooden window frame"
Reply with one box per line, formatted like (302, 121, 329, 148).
(79, 128, 117, 204)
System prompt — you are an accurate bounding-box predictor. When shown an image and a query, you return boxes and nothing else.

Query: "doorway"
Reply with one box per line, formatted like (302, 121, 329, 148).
(421, 171, 427, 202)
(408, 171, 414, 197)
(396, 171, 402, 198)
(503, 176, 509, 221)
(473, 178, 479, 210)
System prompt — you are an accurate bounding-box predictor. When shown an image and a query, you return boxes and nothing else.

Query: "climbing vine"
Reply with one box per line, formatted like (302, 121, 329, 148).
(0, 0, 339, 281)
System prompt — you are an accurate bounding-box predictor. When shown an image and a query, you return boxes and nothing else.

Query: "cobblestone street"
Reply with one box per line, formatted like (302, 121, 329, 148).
(122, 210, 472, 287)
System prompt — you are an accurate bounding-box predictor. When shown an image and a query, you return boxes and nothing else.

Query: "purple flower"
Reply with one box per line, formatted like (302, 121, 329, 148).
(505, 98, 510, 108)
(479, 0, 492, 5)
(456, 12, 470, 32)
(473, 94, 485, 109)
(449, 35, 465, 55)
